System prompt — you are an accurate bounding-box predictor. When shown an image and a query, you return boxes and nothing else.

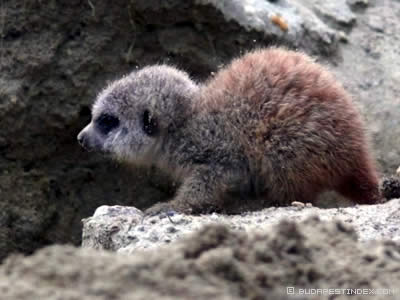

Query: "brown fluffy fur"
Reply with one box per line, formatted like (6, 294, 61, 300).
(196, 49, 381, 206)
(78, 48, 381, 214)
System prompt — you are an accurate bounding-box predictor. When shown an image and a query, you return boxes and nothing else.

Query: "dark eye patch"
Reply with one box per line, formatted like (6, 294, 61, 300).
(96, 113, 120, 135)
(142, 110, 158, 136)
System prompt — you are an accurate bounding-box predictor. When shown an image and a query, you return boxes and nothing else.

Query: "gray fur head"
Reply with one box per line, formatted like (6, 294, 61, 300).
(77, 65, 198, 164)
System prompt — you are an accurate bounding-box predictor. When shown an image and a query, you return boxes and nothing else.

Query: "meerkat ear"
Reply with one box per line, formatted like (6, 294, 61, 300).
(142, 109, 158, 136)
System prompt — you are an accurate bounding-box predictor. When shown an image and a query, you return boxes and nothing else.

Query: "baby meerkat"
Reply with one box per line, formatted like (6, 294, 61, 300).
(78, 48, 381, 215)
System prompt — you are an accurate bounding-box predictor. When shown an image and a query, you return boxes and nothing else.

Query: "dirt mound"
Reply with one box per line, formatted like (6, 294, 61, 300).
(1, 217, 399, 300)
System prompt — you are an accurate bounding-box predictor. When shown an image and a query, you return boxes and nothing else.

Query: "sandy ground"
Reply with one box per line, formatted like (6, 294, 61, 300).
(1, 216, 400, 300)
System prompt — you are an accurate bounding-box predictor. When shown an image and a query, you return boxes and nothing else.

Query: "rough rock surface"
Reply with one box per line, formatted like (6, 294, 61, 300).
(82, 199, 400, 253)
(1, 0, 400, 261)
(2, 217, 400, 300)
(331, 0, 400, 173)
(306, 0, 356, 27)
(0, 0, 339, 261)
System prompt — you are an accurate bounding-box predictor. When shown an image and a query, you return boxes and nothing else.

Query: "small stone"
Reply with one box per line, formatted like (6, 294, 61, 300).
(291, 201, 305, 208)
(312, 1, 356, 27)
(149, 231, 159, 242)
(338, 31, 349, 43)
(367, 15, 385, 33)
(166, 226, 178, 233)
(305, 203, 313, 208)
(347, 0, 369, 9)
(381, 176, 400, 200)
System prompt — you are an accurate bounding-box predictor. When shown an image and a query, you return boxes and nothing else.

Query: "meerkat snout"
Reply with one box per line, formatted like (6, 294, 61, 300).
(77, 113, 120, 152)
(77, 129, 91, 150)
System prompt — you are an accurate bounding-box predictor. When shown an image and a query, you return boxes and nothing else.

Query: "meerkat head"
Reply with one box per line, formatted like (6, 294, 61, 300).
(77, 65, 198, 164)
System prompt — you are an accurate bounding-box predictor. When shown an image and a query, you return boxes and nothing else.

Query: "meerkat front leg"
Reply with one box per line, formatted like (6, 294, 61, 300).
(144, 166, 238, 215)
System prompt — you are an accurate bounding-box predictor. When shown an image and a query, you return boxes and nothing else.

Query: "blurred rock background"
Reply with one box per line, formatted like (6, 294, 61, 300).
(0, 0, 399, 260)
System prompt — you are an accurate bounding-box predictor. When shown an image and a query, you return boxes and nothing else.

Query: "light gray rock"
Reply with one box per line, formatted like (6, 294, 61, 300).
(307, 0, 356, 26)
(82, 199, 400, 253)
(331, 0, 400, 173)
(82, 206, 144, 251)
(347, 0, 369, 9)
(200, 0, 338, 55)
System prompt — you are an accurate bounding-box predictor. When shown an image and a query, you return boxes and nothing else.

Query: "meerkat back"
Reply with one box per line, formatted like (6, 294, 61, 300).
(200, 48, 381, 206)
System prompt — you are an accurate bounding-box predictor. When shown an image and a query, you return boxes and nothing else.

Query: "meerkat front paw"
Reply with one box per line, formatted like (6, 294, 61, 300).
(144, 202, 192, 217)
(144, 202, 175, 217)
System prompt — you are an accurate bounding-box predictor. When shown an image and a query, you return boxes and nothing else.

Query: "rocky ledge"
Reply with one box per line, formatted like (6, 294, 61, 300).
(3, 0, 400, 261)
(82, 199, 400, 253)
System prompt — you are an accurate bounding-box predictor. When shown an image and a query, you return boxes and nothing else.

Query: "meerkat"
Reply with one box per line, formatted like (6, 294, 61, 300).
(77, 47, 381, 215)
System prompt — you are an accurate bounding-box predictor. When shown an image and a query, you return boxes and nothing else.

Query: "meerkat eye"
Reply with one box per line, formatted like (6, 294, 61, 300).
(96, 113, 120, 135)
(142, 110, 158, 136)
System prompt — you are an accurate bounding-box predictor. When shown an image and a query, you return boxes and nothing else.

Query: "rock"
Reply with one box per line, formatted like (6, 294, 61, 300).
(332, 0, 400, 173)
(381, 177, 400, 200)
(198, 0, 338, 55)
(367, 14, 385, 33)
(82, 206, 144, 251)
(291, 201, 305, 208)
(0, 0, 342, 261)
(2, 0, 400, 262)
(2, 217, 400, 300)
(337, 30, 350, 43)
(347, 0, 369, 9)
(307, 0, 356, 26)
(82, 199, 400, 253)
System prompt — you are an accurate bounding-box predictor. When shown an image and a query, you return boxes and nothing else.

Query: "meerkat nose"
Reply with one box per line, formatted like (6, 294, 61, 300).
(77, 132, 84, 145)
(77, 131, 89, 150)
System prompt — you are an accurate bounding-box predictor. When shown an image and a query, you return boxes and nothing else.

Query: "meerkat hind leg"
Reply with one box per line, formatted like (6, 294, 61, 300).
(335, 165, 381, 205)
